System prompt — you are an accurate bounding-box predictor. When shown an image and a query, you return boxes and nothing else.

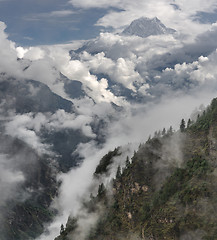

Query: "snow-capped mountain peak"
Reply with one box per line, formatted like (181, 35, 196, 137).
(122, 17, 176, 38)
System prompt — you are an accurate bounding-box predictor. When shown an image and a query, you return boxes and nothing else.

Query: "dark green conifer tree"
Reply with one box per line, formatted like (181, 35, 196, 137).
(60, 224, 65, 235)
(97, 183, 106, 199)
(187, 118, 192, 128)
(116, 165, 121, 179)
(167, 126, 173, 135)
(126, 156, 130, 168)
(180, 119, 186, 132)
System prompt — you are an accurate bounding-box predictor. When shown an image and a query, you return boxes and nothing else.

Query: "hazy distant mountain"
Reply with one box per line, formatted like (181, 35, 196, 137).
(0, 76, 73, 114)
(122, 17, 176, 38)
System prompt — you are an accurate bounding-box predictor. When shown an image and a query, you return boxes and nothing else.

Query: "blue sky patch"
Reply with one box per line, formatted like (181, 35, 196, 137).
(193, 10, 217, 24)
(0, 0, 115, 46)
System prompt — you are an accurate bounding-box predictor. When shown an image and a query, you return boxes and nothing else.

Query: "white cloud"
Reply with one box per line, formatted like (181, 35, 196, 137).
(24, 10, 77, 21)
(49, 10, 76, 17)
(5, 113, 49, 154)
(21, 45, 124, 105)
(160, 51, 217, 88)
(0, 154, 25, 206)
(190, 51, 217, 84)
(81, 51, 142, 91)
(0, 22, 22, 77)
(58, 56, 122, 104)
(69, 0, 122, 9)
(49, 109, 96, 138)
(16, 47, 28, 59)
(24, 58, 68, 100)
(22, 47, 45, 60)
(4, 109, 97, 154)
(23, 36, 34, 41)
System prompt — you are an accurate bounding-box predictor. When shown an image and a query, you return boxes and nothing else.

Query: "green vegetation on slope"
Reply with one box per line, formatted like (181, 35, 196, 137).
(56, 98, 217, 240)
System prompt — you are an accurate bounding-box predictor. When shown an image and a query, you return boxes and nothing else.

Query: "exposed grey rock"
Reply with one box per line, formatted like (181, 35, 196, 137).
(122, 17, 176, 38)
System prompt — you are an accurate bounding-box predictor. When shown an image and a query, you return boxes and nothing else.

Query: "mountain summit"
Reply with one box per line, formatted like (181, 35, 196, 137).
(122, 17, 176, 38)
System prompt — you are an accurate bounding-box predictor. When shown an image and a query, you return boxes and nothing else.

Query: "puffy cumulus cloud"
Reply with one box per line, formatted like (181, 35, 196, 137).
(12, 31, 181, 105)
(190, 51, 217, 84)
(74, 32, 189, 97)
(75, 32, 188, 97)
(160, 51, 217, 90)
(81, 51, 115, 71)
(54, 27, 217, 101)
(16, 47, 28, 59)
(15, 28, 210, 107)
(138, 84, 150, 96)
(198, 56, 209, 63)
(0, 153, 25, 206)
(80, 32, 139, 60)
(162, 61, 200, 86)
(59, 57, 122, 104)
(22, 47, 45, 61)
(46, 45, 71, 69)
(80, 31, 180, 69)
(81, 51, 142, 91)
(114, 57, 142, 91)
(81, 32, 179, 60)
(87, 27, 216, 96)
(0, 22, 22, 77)
(134, 25, 217, 82)
(16, 46, 45, 61)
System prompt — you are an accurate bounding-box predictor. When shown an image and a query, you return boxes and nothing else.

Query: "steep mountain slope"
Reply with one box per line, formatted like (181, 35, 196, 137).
(0, 76, 73, 114)
(122, 17, 176, 38)
(0, 74, 93, 239)
(55, 98, 217, 240)
(0, 135, 58, 240)
(0, 75, 93, 171)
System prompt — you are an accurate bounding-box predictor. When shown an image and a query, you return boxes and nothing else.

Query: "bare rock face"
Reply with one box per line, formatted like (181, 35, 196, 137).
(122, 17, 176, 38)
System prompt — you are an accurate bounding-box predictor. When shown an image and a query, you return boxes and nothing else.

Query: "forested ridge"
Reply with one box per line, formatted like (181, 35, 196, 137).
(56, 98, 217, 240)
